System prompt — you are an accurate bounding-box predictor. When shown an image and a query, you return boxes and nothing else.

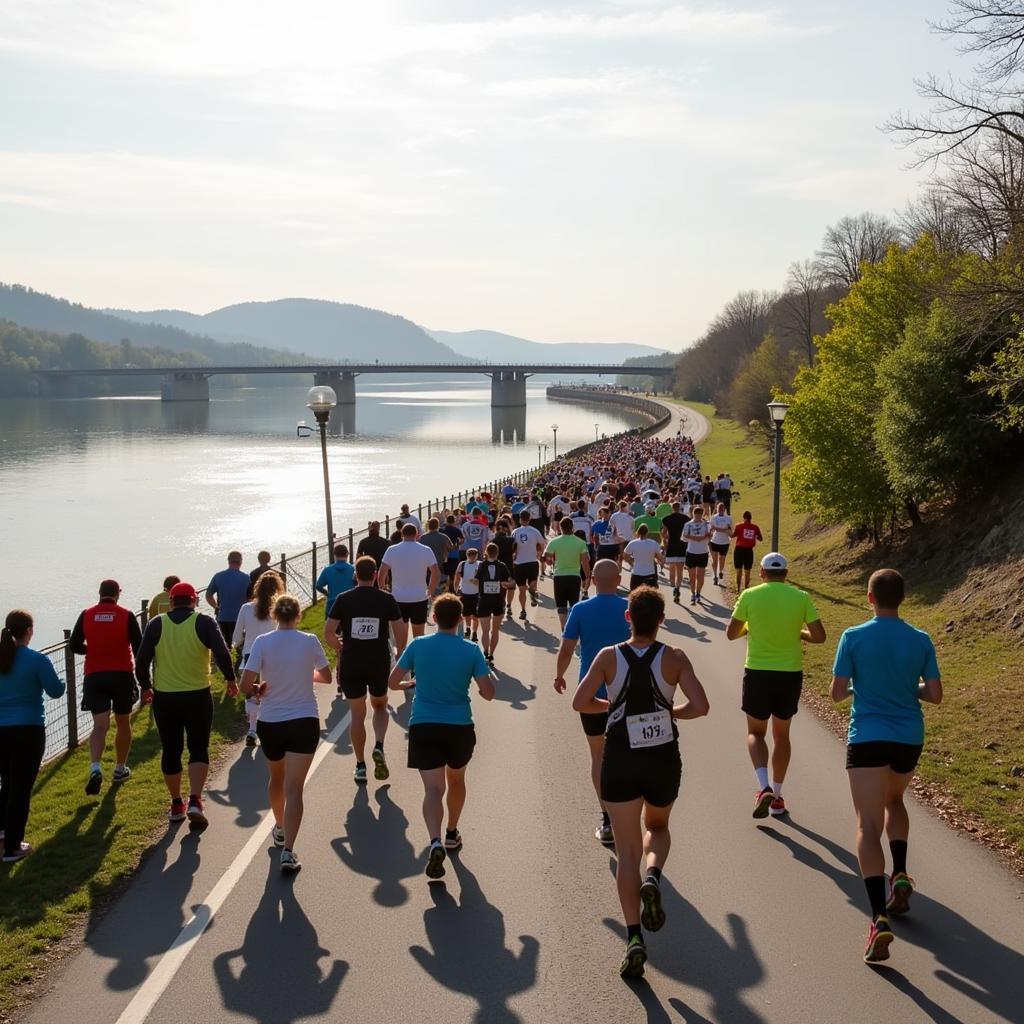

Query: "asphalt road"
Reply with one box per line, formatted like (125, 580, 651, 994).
(24, 403, 1024, 1024)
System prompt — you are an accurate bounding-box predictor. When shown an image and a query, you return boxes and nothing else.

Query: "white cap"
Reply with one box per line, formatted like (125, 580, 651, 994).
(760, 552, 787, 571)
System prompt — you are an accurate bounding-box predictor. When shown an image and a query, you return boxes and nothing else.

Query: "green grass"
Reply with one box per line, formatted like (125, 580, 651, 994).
(680, 400, 1024, 869)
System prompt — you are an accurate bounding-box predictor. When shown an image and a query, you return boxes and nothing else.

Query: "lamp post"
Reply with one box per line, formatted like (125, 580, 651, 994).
(767, 400, 789, 552)
(298, 385, 338, 550)
(595, 423, 600, 442)
(536, 441, 543, 469)
(551, 423, 559, 459)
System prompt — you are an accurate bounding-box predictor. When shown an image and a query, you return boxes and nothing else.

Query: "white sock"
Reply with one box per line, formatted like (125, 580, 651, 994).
(90, 761, 101, 774)
(116, 762, 125, 772)
(246, 699, 259, 731)
(755, 767, 770, 790)
(772, 781, 783, 798)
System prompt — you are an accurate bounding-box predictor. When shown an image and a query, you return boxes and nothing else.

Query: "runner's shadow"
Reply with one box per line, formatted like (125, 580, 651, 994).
(659, 618, 711, 644)
(409, 856, 539, 1023)
(212, 852, 348, 1023)
(331, 784, 423, 906)
(513, 625, 560, 653)
(871, 969, 970, 1024)
(490, 668, 537, 710)
(388, 690, 414, 731)
(324, 697, 353, 755)
(684, 607, 727, 631)
(206, 746, 269, 828)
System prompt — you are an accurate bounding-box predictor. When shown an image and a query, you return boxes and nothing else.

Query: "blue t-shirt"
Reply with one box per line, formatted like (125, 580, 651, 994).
(0, 647, 66, 727)
(833, 617, 940, 746)
(592, 520, 612, 544)
(563, 593, 630, 698)
(398, 632, 490, 726)
(316, 561, 356, 609)
(510, 501, 526, 518)
(207, 568, 251, 623)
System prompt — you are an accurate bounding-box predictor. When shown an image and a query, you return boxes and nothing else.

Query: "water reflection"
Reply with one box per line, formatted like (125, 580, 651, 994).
(491, 406, 526, 445)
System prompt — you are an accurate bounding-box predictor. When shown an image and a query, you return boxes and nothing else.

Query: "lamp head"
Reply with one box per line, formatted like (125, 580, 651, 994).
(767, 400, 789, 425)
(307, 385, 337, 423)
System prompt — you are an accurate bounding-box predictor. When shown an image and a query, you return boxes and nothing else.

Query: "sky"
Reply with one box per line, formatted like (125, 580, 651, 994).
(0, 1, 971, 349)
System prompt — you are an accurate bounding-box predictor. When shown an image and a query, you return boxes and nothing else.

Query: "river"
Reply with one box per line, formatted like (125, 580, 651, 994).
(0, 379, 645, 646)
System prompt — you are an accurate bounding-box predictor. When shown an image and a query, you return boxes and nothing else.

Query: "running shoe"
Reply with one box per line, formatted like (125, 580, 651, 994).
(689, 594, 696, 606)
(712, 574, 718, 585)
(426, 841, 447, 879)
(372, 748, 390, 781)
(863, 917, 894, 963)
(186, 796, 208, 827)
(471, 631, 478, 642)
(619, 936, 648, 979)
(272, 825, 286, 847)
(769, 797, 788, 817)
(595, 821, 614, 845)
(485, 652, 495, 666)
(886, 872, 915, 916)
(444, 829, 463, 851)
(519, 610, 527, 621)
(464, 627, 471, 638)
(168, 798, 188, 822)
(280, 849, 301, 874)
(112, 765, 131, 783)
(505, 607, 512, 620)
(85, 769, 102, 795)
(245, 731, 257, 748)
(752, 786, 774, 819)
(354, 763, 368, 784)
(695, 593, 703, 605)
(2, 842, 31, 863)
(530, 592, 538, 607)
(640, 877, 666, 932)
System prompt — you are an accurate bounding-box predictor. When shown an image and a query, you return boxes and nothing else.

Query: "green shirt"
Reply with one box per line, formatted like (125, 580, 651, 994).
(732, 582, 820, 672)
(544, 534, 590, 576)
(634, 514, 664, 538)
(655, 502, 673, 520)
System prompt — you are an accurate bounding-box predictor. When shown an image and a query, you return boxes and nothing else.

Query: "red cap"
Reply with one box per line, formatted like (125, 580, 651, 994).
(168, 582, 198, 600)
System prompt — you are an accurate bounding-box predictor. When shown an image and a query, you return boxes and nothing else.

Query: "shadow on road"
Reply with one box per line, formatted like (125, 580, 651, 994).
(409, 855, 539, 1023)
(212, 852, 348, 1023)
(206, 745, 269, 829)
(331, 784, 423, 907)
(490, 668, 537, 710)
(324, 696, 354, 754)
(659, 618, 711, 644)
(760, 817, 1024, 1023)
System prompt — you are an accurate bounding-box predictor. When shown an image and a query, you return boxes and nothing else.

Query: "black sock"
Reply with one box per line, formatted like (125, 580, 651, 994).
(601, 810, 611, 827)
(430, 836, 441, 847)
(355, 761, 366, 769)
(627, 923, 643, 942)
(889, 839, 908, 876)
(864, 875, 887, 919)
(374, 740, 384, 751)
(646, 866, 662, 883)
(445, 827, 458, 837)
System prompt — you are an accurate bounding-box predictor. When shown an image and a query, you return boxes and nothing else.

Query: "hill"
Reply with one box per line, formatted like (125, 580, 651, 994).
(427, 328, 666, 364)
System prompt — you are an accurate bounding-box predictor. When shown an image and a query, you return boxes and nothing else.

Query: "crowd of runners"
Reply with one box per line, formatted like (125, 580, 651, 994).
(0, 425, 942, 977)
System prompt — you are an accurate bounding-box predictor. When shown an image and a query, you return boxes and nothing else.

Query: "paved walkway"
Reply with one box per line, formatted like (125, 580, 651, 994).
(24, 403, 1024, 1024)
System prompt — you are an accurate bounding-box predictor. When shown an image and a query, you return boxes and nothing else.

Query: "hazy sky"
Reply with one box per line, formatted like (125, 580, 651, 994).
(0, 2, 967, 349)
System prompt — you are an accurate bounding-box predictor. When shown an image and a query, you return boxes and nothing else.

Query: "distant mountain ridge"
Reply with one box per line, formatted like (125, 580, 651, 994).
(427, 328, 667, 364)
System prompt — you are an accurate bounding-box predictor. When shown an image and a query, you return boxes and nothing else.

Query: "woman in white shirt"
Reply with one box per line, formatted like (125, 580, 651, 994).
(241, 594, 331, 874)
(708, 503, 734, 588)
(682, 506, 712, 606)
(453, 549, 482, 642)
(232, 571, 284, 746)
(624, 524, 664, 591)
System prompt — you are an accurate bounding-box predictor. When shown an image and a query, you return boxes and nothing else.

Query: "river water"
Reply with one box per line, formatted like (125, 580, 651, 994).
(0, 380, 645, 646)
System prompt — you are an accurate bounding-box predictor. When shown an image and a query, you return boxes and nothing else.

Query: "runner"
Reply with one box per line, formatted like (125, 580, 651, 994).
(511, 511, 546, 622)
(544, 518, 592, 630)
(232, 570, 285, 747)
(731, 511, 763, 593)
(206, 551, 250, 647)
(830, 569, 942, 963)
(681, 506, 712, 606)
(453, 548, 482, 642)
(610, 500, 635, 567)
(660, 501, 689, 604)
(135, 582, 238, 826)
(572, 586, 709, 978)
(69, 580, 142, 795)
(241, 593, 332, 874)
(325, 556, 403, 784)
(726, 553, 826, 818)
(476, 543, 514, 665)
(389, 594, 495, 880)
(420, 518, 454, 595)
(624, 524, 663, 591)
(396, 504, 422, 535)
(356, 521, 390, 568)
(441, 514, 466, 587)
(248, 551, 274, 593)
(717, 471, 734, 513)
(492, 518, 517, 620)
(701, 475, 716, 510)
(314, 543, 355, 609)
(554, 560, 629, 844)
(708, 502, 734, 587)
(378, 524, 440, 658)
(148, 575, 180, 620)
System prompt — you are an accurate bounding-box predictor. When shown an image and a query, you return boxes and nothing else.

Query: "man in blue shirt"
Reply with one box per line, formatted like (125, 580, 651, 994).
(831, 568, 942, 965)
(389, 593, 494, 880)
(315, 543, 356, 609)
(206, 551, 250, 645)
(554, 558, 630, 845)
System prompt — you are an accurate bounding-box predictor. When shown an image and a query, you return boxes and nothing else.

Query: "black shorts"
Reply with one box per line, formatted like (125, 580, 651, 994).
(514, 562, 540, 586)
(601, 736, 681, 807)
(580, 711, 608, 737)
(553, 575, 582, 612)
(709, 542, 729, 555)
(339, 657, 390, 700)
(460, 593, 479, 617)
(477, 596, 505, 618)
(665, 543, 687, 559)
(733, 547, 755, 570)
(597, 544, 620, 561)
(685, 552, 709, 568)
(742, 669, 803, 721)
(398, 600, 429, 625)
(256, 717, 320, 761)
(846, 741, 923, 773)
(407, 723, 476, 770)
(82, 671, 138, 715)
(630, 573, 658, 591)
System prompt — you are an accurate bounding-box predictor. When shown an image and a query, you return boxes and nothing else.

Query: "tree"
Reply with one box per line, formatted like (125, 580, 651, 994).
(898, 189, 973, 253)
(723, 332, 800, 426)
(814, 212, 901, 288)
(777, 260, 827, 365)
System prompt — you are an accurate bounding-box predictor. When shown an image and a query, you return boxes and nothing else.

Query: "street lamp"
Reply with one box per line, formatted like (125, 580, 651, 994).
(767, 400, 789, 552)
(536, 441, 543, 469)
(298, 385, 337, 550)
(595, 423, 600, 442)
(551, 423, 559, 459)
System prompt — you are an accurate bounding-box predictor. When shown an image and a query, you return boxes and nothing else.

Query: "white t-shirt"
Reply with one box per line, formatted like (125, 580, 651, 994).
(625, 538, 662, 576)
(461, 519, 490, 552)
(718, 476, 733, 490)
(512, 525, 546, 565)
(381, 540, 438, 602)
(549, 496, 571, 517)
(246, 629, 329, 724)
(610, 510, 634, 543)
(710, 514, 733, 545)
(458, 560, 481, 595)
(232, 602, 276, 657)
(683, 519, 711, 554)
(570, 514, 594, 537)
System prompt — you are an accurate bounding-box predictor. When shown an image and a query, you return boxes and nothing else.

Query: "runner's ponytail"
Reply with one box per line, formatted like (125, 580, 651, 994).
(0, 610, 33, 674)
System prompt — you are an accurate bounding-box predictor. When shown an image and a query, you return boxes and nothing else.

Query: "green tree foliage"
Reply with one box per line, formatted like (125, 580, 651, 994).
(722, 332, 801, 427)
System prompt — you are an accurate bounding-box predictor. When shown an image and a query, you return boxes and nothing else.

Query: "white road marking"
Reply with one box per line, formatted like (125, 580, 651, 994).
(114, 710, 352, 1024)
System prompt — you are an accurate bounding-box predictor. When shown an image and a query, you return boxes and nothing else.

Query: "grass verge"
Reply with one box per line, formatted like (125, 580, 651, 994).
(679, 400, 1024, 874)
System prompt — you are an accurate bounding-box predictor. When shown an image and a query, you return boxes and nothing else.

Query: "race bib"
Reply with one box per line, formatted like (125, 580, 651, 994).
(482, 581, 501, 595)
(626, 710, 673, 749)
(351, 617, 380, 640)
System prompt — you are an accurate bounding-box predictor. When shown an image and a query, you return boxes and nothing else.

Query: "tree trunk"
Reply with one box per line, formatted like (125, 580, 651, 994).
(905, 497, 922, 525)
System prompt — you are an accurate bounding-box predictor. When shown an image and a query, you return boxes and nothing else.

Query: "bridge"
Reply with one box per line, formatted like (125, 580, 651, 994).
(34, 361, 674, 407)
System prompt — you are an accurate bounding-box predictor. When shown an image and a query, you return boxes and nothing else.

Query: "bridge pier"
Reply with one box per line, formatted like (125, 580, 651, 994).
(160, 372, 209, 402)
(491, 405, 527, 444)
(314, 371, 357, 405)
(490, 371, 529, 408)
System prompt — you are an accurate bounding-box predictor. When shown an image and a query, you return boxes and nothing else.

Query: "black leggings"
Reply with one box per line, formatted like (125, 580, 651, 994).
(0, 724, 45, 856)
(152, 689, 213, 776)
